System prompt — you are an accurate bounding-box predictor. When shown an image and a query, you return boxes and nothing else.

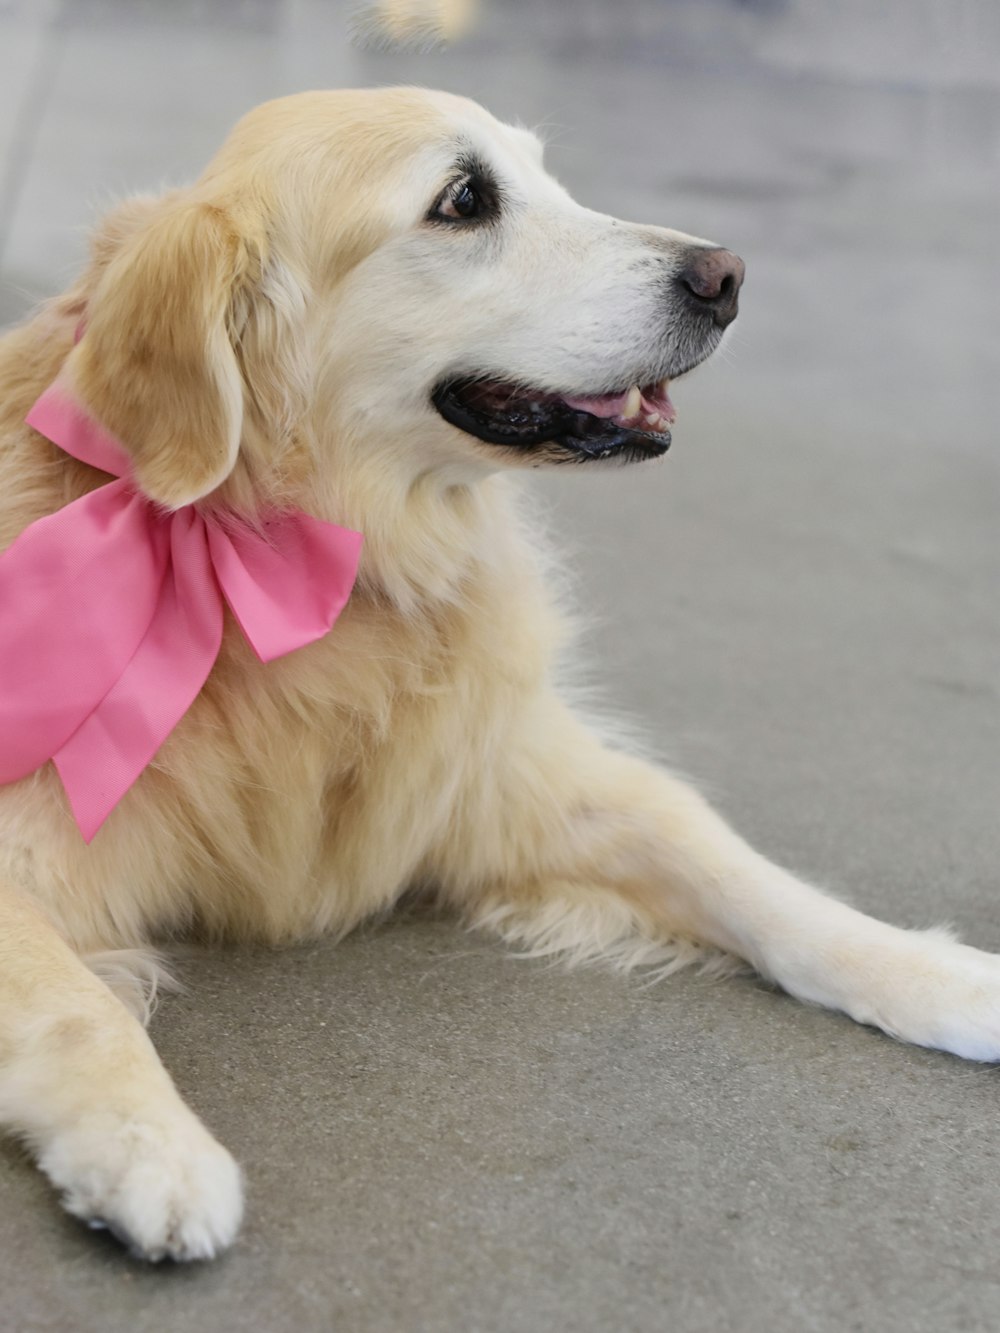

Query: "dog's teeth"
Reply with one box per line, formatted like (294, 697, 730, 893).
(623, 385, 641, 418)
(645, 413, 659, 426)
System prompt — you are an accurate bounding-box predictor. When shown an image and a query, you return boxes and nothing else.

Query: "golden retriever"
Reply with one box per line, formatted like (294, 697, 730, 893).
(1, 88, 997, 1263)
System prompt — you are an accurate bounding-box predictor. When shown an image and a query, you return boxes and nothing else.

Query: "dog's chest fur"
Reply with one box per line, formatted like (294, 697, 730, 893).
(0, 312, 557, 952)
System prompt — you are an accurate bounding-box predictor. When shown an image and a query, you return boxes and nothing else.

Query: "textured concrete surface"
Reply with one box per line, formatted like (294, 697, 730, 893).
(2, 1, 999, 1330)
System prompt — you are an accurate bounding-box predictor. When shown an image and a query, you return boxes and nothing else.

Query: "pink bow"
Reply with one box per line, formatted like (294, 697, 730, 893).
(0, 380, 362, 841)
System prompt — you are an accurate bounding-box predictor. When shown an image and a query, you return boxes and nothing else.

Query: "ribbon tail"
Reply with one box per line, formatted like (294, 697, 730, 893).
(0, 481, 167, 784)
(53, 509, 223, 841)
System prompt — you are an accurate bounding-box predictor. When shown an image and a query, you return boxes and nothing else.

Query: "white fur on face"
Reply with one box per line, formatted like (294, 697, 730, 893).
(308, 107, 722, 473)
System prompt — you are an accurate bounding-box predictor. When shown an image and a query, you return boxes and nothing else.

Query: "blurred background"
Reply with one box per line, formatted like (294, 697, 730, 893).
(2, 3, 999, 1331)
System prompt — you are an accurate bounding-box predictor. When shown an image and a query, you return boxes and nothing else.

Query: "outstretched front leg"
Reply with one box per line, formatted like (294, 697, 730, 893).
(0, 881, 242, 1259)
(430, 695, 1000, 1061)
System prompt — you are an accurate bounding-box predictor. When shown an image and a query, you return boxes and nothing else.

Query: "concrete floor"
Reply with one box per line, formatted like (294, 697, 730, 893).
(2, 1, 1000, 1329)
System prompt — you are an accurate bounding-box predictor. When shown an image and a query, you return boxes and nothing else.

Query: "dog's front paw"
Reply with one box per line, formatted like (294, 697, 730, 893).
(847, 929, 1000, 1062)
(38, 1104, 243, 1261)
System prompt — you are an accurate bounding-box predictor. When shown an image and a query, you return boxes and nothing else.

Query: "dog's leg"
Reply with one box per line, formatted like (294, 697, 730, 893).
(0, 882, 242, 1259)
(436, 700, 1000, 1061)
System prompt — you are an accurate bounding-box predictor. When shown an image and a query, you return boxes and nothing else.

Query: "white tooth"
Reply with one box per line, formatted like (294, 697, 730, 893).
(645, 413, 659, 426)
(623, 384, 642, 418)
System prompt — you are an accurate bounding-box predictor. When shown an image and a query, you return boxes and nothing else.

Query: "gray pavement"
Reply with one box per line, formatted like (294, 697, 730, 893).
(2, 1, 1000, 1329)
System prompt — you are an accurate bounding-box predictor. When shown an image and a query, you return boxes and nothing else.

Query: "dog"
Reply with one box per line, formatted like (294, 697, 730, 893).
(1, 87, 998, 1264)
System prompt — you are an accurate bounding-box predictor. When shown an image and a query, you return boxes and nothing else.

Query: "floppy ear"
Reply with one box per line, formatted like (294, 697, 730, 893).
(71, 200, 253, 508)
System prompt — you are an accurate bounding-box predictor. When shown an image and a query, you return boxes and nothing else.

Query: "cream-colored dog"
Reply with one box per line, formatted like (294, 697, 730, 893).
(1, 88, 998, 1263)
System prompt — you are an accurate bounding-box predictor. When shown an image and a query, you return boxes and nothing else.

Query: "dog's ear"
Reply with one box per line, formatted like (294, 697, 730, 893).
(72, 200, 254, 508)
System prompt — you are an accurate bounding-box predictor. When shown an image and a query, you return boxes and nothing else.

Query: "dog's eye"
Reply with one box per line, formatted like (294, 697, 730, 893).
(427, 162, 500, 226)
(435, 180, 481, 221)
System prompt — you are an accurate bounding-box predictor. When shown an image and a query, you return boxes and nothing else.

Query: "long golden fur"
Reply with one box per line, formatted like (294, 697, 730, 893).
(2, 88, 999, 1262)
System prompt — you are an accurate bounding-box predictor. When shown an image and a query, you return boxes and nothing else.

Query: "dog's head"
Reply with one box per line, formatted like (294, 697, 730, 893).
(70, 88, 743, 510)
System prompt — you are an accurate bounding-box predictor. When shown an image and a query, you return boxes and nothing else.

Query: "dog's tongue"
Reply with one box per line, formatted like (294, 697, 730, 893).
(562, 381, 676, 429)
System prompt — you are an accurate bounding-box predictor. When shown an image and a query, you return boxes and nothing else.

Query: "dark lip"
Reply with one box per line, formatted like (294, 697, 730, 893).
(431, 377, 672, 462)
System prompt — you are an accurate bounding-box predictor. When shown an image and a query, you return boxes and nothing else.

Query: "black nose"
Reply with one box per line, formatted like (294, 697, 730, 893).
(675, 247, 745, 329)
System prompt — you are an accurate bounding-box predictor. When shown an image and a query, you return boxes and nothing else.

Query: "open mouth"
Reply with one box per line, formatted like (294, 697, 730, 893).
(431, 376, 677, 462)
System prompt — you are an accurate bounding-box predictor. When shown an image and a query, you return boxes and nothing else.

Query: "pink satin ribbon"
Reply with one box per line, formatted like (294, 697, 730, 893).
(0, 381, 362, 841)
